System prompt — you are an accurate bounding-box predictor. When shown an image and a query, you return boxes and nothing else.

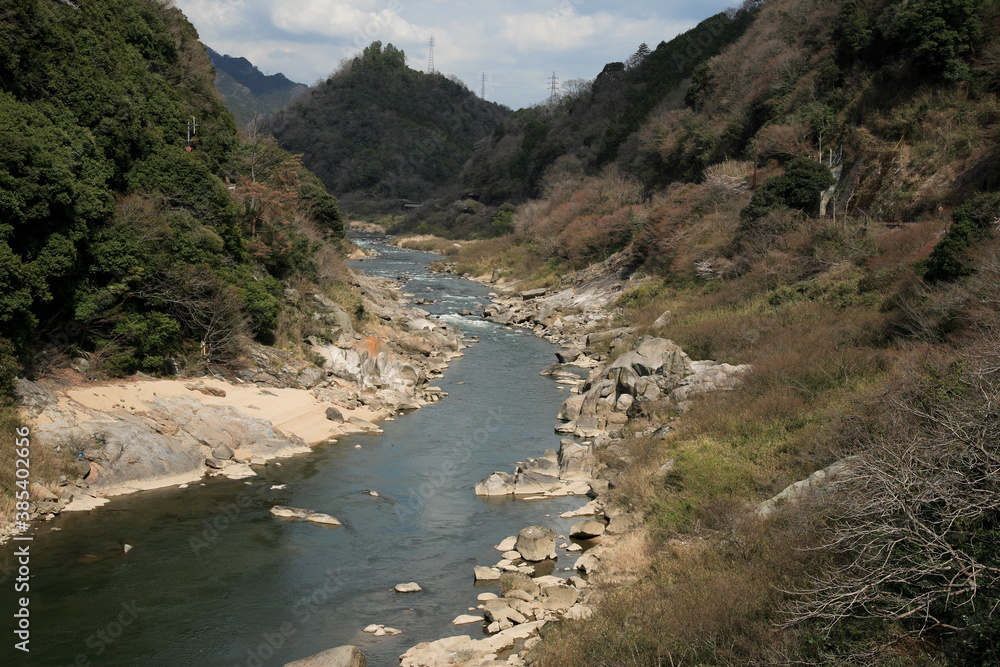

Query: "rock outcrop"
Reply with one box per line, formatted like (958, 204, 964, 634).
(284, 645, 366, 667)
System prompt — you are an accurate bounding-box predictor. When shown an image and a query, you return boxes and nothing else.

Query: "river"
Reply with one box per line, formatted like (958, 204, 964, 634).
(0, 238, 585, 666)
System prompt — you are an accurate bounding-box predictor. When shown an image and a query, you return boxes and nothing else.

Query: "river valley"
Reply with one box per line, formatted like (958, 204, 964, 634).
(0, 239, 589, 666)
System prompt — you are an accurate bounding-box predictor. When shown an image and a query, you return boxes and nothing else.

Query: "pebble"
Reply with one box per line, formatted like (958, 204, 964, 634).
(354, 445, 362, 449)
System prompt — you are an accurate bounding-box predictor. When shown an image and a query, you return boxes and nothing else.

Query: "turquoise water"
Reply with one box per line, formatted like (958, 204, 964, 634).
(0, 239, 587, 666)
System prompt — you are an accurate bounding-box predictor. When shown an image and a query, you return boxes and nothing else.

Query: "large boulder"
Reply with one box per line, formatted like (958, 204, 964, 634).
(513, 471, 562, 495)
(557, 394, 585, 421)
(607, 338, 691, 391)
(557, 440, 594, 480)
(283, 645, 365, 667)
(569, 519, 606, 539)
(474, 472, 515, 497)
(516, 525, 556, 562)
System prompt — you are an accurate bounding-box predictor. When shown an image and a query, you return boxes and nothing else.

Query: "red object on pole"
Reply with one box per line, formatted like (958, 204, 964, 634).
(185, 146, 193, 152)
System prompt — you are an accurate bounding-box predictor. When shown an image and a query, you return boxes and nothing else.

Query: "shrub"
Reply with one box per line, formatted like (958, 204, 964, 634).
(924, 192, 1000, 282)
(740, 157, 836, 225)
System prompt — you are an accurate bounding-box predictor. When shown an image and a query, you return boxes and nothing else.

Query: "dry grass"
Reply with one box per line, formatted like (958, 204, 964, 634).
(0, 400, 75, 518)
(529, 514, 816, 667)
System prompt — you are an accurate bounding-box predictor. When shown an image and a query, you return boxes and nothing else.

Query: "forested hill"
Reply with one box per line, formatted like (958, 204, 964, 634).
(0, 0, 343, 389)
(269, 42, 509, 211)
(206, 47, 307, 127)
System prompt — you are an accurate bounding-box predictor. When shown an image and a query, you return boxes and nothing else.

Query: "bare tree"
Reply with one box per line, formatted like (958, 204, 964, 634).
(784, 341, 1000, 659)
(142, 266, 250, 365)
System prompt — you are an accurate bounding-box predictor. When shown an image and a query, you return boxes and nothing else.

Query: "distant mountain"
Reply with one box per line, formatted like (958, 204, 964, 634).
(206, 47, 306, 127)
(269, 41, 509, 211)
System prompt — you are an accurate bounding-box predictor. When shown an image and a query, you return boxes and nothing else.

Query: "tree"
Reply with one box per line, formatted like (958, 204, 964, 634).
(740, 157, 836, 224)
(786, 341, 1000, 662)
(924, 192, 1000, 282)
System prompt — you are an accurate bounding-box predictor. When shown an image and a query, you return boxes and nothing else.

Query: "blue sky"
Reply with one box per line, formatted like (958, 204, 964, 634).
(174, 0, 735, 109)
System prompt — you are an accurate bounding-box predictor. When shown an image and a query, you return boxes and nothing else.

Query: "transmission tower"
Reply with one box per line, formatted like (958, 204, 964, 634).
(481, 73, 486, 99)
(549, 71, 559, 103)
(427, 35, 435, 74)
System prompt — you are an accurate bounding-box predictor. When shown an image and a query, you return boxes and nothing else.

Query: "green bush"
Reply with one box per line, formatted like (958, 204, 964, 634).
(740, 157, 836, 225)
(924, 192, 1000, 282)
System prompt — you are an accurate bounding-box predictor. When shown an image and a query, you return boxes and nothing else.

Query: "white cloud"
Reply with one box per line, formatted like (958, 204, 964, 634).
(175, 0, 734, 108)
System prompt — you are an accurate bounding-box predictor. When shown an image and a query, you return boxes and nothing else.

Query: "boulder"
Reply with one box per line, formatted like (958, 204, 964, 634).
(212, 445, 234, 460)
(394, 582, 422, 593)
(569, 520, 606, 539)
(516, 525, 556, 562)
(325, 407, 345, 423)
(513, 471, 562, 495)
(483, 599, 526, 625)
(555, 348, 581, 364)
(474, 566, 502, 581)
(557, 394, 585, 421)
(452, 614, 483, 626)
(269, 506, 341, 526)
(474, 472, 515, 497)
(540, 584, 579, 611)
(652, 310, 672, 328)
(283, 645, 365, 667)
(557, 440, 594, 480)
(495, 536, 517, 552)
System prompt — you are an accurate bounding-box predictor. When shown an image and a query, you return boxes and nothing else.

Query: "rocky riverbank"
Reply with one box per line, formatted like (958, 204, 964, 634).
(377, 254, 753, 666)
(3, 260, 467, 544)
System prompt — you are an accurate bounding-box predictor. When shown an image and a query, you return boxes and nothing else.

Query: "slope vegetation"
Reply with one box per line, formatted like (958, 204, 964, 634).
(269, 41, 509, 212)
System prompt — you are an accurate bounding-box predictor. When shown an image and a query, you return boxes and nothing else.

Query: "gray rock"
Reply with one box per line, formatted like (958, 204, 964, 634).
(652, 310, 672, 328)
(325, 407, 345, 423)
(475, 472, 515, 497)
(540, 584, 579, 611)
(204, 457, 226, 469)
(394, 582, 422, 593)
(557, 394, 585, 421)
(211, 445, 235, 460)
(569, 519, 606, 539)
(520, 288, 547, 299)
(555, 348, 581, 364)
(516, 525, 556, 562)
(514, 471, 562, 495)
(270, 506, 341, 526)
(283, 645, 366, 667)
(558, 440, 594, 480)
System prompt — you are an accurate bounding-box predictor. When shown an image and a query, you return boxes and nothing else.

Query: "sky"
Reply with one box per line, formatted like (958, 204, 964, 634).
(174, 0, 735, 110)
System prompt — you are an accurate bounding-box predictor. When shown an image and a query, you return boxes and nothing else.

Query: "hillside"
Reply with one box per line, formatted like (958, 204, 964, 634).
(395, 7, 758, 237)
(398, 0, 1000, 663)
(269, 41, 509, 212)
(0, 0, 349, 501)
(206, 47, 307, 127)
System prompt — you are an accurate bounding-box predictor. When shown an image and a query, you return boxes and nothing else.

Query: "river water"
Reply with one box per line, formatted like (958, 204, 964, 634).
(0, 238, 585, 666)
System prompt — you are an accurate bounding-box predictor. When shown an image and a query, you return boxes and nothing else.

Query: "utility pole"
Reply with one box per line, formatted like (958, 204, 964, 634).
(549, 71, 558, 103)
(427, 35, 435, 74)
(481, 73, 486, 99)
(186, 116, 197, 151)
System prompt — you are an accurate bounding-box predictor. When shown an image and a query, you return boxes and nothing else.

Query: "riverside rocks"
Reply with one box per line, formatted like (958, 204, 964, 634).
(269, 506, 342, 526)
(474, 439, 597, 498)
(569, 520, 606, 539)
(283, 645, 366, 667)
(516, 526, 556, 562)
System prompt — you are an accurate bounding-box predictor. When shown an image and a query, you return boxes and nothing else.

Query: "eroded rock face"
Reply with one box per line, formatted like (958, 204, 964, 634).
(516, 525, 556, 562)
(20, 382, 308, 495)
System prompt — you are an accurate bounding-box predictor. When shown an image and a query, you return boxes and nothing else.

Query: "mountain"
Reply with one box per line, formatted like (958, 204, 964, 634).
(206, 47, 307, 127)
(269, 41, 509, 212)
(0, 0, 342, 384)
